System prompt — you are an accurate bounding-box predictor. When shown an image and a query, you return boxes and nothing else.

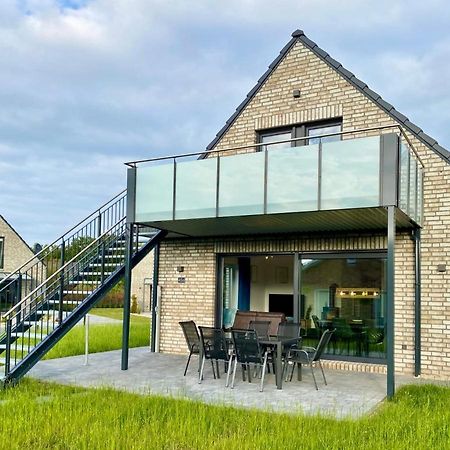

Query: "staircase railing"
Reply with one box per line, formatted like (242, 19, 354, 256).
(1, 218, 134, 375)
(0, 190, 126, 335)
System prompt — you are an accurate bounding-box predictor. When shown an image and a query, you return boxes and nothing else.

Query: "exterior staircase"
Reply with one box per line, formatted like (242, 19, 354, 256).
(0, 191, 165, 383)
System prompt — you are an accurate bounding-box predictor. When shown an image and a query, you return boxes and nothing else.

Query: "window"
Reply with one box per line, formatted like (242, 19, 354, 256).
(258, 119, 342, 150)
(0, 237, 4, 270)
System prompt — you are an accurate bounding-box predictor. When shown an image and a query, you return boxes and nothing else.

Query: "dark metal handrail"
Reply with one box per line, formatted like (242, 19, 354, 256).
(0, 189, 126, 291)
(2, 221, 123, 320)
(124, 124, 424, 169)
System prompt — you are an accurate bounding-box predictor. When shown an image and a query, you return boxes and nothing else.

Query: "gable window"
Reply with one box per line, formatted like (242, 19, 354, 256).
(258, 119, 342, 150)
(0, 237, 4, 270)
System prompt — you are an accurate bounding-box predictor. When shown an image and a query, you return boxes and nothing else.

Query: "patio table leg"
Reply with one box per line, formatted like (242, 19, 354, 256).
(297, 363, 302, 381)
(275, 341, 282, 390)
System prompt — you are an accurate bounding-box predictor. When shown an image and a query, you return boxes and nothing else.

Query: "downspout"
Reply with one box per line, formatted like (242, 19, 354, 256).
(151, 243, 161, 352)
(412, 227, 421, 377)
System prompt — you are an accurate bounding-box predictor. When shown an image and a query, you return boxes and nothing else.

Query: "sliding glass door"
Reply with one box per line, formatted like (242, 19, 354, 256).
(300, 254, 386, 361)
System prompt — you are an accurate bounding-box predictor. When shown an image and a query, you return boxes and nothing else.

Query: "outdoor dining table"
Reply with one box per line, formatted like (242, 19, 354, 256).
(259, 336, 300, 390)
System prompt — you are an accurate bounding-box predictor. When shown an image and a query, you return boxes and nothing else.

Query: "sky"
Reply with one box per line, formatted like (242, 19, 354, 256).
(1, 0, 450, 245)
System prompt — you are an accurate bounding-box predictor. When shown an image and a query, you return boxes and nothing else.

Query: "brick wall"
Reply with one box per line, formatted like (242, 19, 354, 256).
(150, 40, 450, 379)
(0, 216, 36, 273)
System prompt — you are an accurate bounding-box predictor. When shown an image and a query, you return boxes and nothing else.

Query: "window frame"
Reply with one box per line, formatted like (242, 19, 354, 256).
(257, 118, 343, 150)
(0, 237, 4, 270)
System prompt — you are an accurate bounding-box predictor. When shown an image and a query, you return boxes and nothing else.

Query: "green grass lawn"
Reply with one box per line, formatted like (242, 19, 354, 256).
(43, 309, 150, 360)
(1, 379, 449, 449)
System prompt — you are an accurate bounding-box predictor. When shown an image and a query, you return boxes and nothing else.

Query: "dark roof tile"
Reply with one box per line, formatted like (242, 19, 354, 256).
(404, 121, 422, 135)
(352, 77, 367, 90)
(339, 67, 354, 80)
(314, 47, 329, 59)
(299, 35, 317, 49)
(418, 132, 437, 147)
(432, 143, 450, 159)
(377, 98, 394, 112)
(390, 109, 408, 123)
(324, 56, 342, 69)
(363, 87, 381, 101)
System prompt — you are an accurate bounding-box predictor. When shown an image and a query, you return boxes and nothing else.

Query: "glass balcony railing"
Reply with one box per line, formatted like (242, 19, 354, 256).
(130, 129, 423, 226)
(399, 140, 423, 224)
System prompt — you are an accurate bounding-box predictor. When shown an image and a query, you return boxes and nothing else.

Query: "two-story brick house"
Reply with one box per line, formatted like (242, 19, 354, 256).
(125, 29, 450, 391)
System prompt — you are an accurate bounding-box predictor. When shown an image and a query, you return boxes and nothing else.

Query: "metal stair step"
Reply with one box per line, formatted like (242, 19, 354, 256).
(69, 280, 98, 285)
(79, 271, 112, 276)
(61, 291, 93, 296)
(48, 298, 85, 303)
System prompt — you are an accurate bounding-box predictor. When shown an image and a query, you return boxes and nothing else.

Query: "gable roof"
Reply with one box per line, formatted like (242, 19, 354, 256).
(0, 214, 34, 255)
(205, 29, 450, 163)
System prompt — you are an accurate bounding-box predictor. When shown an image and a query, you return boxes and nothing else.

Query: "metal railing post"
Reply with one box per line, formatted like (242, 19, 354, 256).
(84, 315, 89, 366)
(100, 241, 106, 285)
(5, 319, 12, 376)
(58, 240, 65, 324)
(97, 211, 102, 238)
(16, 273, 22, 325)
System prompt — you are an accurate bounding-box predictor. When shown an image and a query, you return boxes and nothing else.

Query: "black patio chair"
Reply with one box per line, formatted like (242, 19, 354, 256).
(228, 329, 269, 392)
(284, 329, 335, 390)
(365, 327, 385, 357)
(249, 320, 270, 341)
(179, 320, 200, 376)
(312, 315, 323, 338)
(198, 326, 230, 384)
(271, 322, 303, 372)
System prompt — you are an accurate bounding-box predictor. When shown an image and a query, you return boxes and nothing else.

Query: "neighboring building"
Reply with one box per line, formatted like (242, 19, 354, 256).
(0, 215, 36, 278)
(128, 29, 450, 382)
(0, 215, 42, 306)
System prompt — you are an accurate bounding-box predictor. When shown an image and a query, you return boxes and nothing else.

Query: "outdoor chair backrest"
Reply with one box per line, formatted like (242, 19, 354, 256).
(249, 320, 270, 341)
(179, 321, 200, 353)
(199, 326, 229, 361)
(312, 315, 321, 330)
(232, 329, 263, 365)
(312, 329, 334, 362)
(277, 322, 301, 339)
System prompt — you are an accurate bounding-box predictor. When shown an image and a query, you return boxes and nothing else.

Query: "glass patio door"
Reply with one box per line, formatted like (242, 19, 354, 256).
(299, 254, 387, 361)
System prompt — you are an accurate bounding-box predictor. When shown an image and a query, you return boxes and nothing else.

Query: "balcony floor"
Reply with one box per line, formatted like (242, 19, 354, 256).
(26, 346, 417, 418)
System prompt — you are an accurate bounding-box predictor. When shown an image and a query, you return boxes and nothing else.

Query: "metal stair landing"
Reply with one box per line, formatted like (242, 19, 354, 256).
(0, 191, 166, 383)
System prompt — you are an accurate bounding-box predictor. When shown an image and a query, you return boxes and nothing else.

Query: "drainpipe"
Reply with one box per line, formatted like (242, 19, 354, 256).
(151, 243, 161, 352)
(386, 206, 396, 399)
(412, 227, 421, 377)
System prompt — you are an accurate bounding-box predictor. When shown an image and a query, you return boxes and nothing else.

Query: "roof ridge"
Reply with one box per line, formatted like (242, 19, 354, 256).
(204, 30, 450, 163)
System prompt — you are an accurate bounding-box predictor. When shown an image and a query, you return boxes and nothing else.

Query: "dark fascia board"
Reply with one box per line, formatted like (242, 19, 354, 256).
(0, 215, 34, 255)
(203, 29, 450, 163)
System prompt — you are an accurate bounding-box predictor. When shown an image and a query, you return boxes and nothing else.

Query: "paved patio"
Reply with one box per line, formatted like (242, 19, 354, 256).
(27, 347, 394, 418)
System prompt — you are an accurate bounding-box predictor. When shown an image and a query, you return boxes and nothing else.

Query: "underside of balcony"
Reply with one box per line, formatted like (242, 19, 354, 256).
(138, 206, 414, 238)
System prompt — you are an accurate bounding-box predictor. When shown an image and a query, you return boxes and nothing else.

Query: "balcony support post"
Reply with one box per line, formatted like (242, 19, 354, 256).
(413, 227, 421, 377)
(386, 205, 396, 399)
(121, 222, 134, 370)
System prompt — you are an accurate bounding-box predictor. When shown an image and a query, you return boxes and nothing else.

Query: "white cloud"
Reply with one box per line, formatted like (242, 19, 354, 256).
(1, 0, 450, 243)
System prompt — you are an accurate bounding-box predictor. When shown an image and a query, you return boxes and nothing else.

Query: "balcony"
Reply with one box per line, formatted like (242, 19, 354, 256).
(126, 126, 423, 237)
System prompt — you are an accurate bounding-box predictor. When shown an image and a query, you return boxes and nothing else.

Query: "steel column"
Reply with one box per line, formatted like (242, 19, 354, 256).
(413, 227, 421, 377)
(121, 223, 134, 370)
(293, 253, 300, 323)
(151, 242, 161, 352)
(386, 206, 396, 398)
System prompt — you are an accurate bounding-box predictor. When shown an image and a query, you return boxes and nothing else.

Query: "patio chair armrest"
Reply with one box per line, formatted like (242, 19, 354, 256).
(287, 348, 311, 362)
(302, 346, 317, 352)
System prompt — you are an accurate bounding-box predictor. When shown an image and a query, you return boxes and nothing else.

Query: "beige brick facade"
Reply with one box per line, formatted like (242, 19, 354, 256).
(0, 216, 36, 275)
(140, 39, 450, 380)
